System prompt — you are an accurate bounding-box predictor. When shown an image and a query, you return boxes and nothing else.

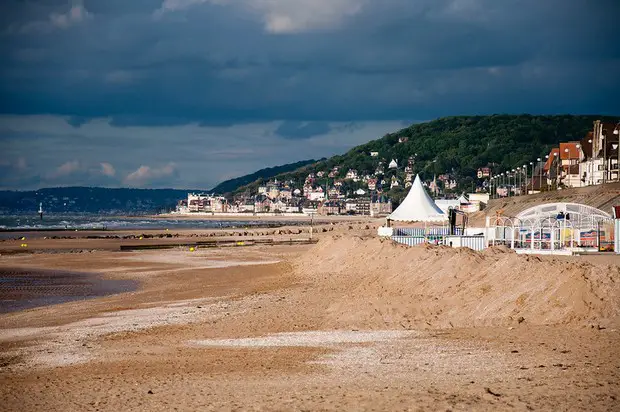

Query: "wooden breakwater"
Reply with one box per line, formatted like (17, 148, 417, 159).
(119, 237, 318, 251)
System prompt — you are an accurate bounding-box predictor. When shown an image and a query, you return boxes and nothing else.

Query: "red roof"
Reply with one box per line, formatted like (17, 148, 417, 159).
(543, 148, 559, 171)
(559, 142, 581, 160)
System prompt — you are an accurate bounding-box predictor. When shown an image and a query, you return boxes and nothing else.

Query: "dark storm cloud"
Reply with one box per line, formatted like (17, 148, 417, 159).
(0, 0, 618, 189)
(1, 0, 618, 124)
(274, 121, 332, 139)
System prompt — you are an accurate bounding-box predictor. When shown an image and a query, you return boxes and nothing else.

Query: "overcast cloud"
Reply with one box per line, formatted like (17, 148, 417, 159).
(1, 0, 618, 189)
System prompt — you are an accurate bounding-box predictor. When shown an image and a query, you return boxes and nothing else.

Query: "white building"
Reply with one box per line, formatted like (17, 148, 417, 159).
(308, 188, 325, 201)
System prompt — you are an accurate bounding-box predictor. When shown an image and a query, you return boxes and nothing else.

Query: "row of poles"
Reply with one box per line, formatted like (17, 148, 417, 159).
(488, 145, 583, 199)
(489, 123, 620, 199)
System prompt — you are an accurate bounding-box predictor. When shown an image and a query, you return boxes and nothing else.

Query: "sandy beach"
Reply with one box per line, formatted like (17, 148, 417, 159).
(1, 223, 619, 411)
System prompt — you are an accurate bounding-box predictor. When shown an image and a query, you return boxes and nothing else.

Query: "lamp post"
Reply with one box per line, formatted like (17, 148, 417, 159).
(588, 139, 593, 185)
(553, 152, 559, 189)
(516, 167, 521, 195)
(544, 155, 549, 190)
(614, 124, 620, 182)
(523, 164, 528, 195)
(576, 143, 581, 186)
(537, 157, 542, 192)
(500, 173, 504, 197)
(511, 169, 516, 196)
(506, 171, 510, 197)
(529, 161, 534, 194)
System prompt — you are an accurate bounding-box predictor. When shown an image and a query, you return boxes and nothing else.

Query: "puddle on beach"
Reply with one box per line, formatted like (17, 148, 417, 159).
(0, 268, 138, 313)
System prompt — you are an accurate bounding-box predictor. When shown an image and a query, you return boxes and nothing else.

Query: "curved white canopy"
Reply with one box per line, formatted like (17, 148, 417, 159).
(388, 174, 447, 222)
(516, 202, 611, 220)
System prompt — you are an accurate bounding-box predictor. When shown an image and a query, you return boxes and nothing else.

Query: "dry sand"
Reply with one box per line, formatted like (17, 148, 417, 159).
(1, 229, 619, 411)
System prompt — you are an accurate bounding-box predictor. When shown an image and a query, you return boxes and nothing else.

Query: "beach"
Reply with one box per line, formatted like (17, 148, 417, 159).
(1, 223, 619, 411)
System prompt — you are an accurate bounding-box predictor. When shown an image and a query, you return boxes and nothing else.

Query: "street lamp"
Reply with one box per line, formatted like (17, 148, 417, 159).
(553, 152, 559, 189)
(529, 161, 534, 194)
(576, 143, 581, 186)
(523, 164, 528, 194)
(588, 139, 593, 185)
(544, 155, 549, 190)
(500, 173, 504, 197)
(614, 125, 619, 182)
(537, 158, 542, 192)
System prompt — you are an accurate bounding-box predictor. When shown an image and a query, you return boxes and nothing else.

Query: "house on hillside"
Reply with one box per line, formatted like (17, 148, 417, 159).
(368, 178, 377, 191)
(279, 188, 292, 200)
(477, 167, 491, 179)
(308, 187, 325, 201)
(345, 169, 359, 181)
(388, 159, 398, 169)
(327, 186, 341, 199)
(328, 166, 340, 178)
(580, 122, 620, 185)
(390, 176, 400, 189)
(559, 142, 583, 188)
(370, 151, 379, 157)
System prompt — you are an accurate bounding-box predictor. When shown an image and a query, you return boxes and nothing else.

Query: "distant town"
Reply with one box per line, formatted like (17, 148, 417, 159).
(175, 156, 487, 217)
(175, 120, 620, 217)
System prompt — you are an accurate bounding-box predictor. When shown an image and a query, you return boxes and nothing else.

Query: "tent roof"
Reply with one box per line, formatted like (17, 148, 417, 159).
(388, 175, 447, 222)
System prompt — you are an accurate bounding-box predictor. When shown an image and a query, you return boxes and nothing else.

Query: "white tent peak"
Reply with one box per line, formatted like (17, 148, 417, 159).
(387, 174, 447, 222)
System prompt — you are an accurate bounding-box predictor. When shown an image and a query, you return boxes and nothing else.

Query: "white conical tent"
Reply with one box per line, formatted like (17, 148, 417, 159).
(387, 174, 447, 222)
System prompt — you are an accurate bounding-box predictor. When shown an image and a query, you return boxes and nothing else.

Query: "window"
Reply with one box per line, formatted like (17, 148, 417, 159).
(598, 165, 605, 171)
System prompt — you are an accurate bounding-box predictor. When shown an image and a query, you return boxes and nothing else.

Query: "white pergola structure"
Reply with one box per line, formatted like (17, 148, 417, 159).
(488, 202, 614, 252)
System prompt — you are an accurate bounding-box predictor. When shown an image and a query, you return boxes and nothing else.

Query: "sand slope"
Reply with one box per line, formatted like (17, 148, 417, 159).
(295, 235, 620, 329)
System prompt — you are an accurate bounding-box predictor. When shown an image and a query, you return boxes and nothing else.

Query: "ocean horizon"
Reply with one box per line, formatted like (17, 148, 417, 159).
(0, 214, 307, 231)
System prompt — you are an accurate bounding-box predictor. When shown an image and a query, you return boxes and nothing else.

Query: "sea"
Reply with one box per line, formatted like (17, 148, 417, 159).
(0, 214, 308, 232)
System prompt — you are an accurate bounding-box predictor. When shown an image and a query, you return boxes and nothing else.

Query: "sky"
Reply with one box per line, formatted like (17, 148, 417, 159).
(1, 0, 618, 190)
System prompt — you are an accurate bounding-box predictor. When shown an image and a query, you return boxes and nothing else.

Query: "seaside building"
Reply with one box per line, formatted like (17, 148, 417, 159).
(308, 187, 325, 201)
(186, 193, 228, 213)
(559, 142, 583, 188)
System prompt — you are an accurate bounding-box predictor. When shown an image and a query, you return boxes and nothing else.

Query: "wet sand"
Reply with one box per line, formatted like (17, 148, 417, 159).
(0, 268, 138, 313)
(0, 227, 618, 411)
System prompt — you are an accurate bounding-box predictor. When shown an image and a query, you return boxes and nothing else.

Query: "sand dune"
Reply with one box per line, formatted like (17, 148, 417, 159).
(294, 235, 620, 329)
